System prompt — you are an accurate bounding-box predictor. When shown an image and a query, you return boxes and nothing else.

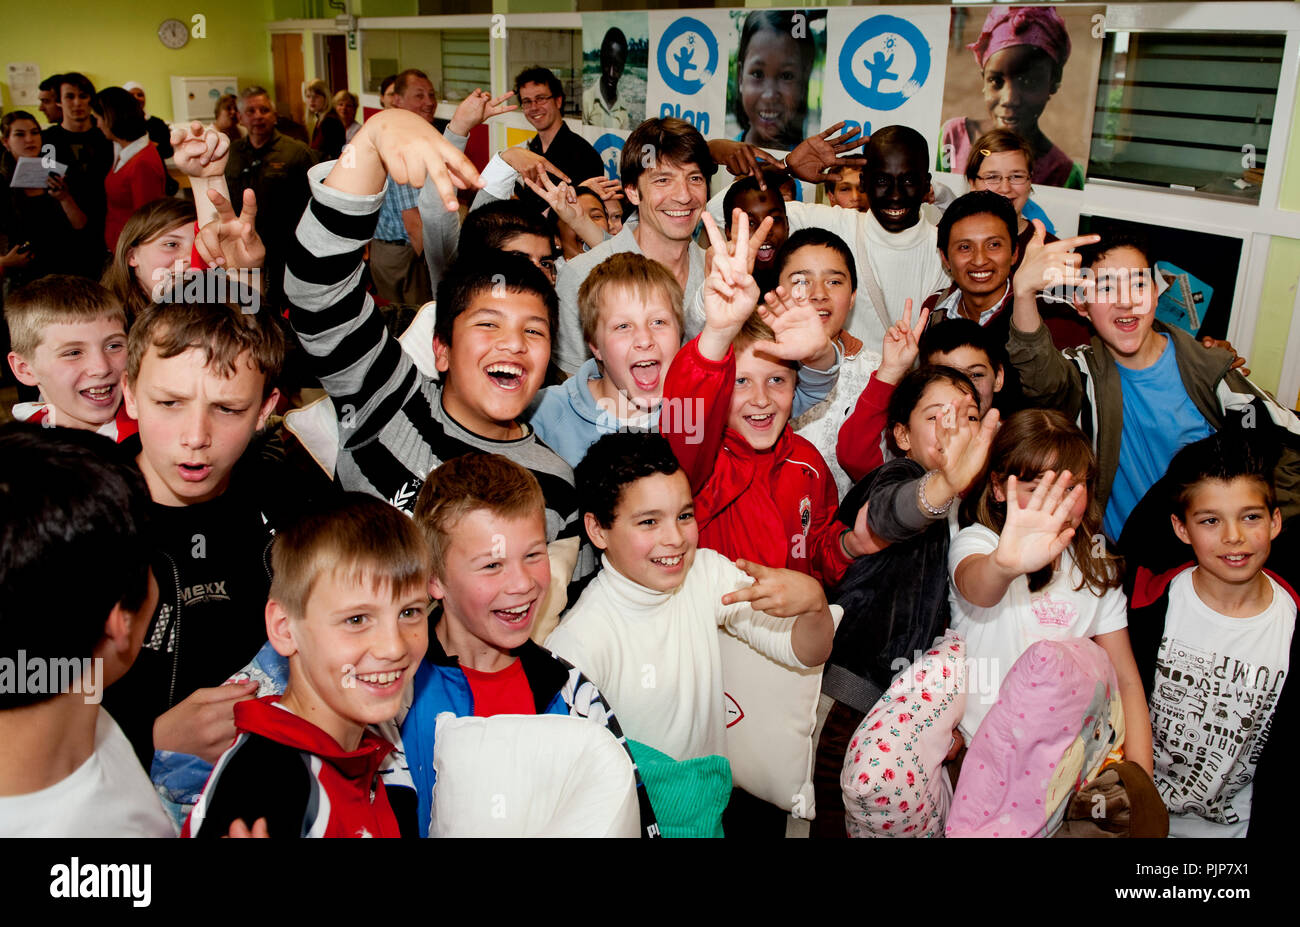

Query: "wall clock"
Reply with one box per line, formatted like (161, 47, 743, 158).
(158, 19, 189, 50)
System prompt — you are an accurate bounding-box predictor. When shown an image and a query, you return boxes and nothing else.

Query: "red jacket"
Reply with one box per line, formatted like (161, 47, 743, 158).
(836, 371, 895, 486)
(184, 695, 402, 838)
(662, 337, 853, 587)
(104, 141, 167, 252)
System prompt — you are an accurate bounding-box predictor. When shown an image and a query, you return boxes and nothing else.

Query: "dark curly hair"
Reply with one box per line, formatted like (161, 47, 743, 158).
(576, 432, 683, 529)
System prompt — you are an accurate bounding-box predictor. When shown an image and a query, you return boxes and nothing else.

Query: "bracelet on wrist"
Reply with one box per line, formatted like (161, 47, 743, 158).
(917, 469, 954, 517)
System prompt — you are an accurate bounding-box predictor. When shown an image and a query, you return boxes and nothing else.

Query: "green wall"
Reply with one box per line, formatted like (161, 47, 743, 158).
(0, 0, 276, 123)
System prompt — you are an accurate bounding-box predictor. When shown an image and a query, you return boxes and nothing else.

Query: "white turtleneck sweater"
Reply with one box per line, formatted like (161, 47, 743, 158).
(544, 548, 806, 762)
(706, 190, 950, 355)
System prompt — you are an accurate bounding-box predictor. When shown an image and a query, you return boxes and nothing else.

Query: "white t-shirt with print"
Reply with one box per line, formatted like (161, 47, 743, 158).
(1150, 569, 1295, 838)
(0, 708, 177, 837)
(948, 523, 1128, 740)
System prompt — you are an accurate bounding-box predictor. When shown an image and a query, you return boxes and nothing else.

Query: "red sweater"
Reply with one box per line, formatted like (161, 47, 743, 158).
(184, 696, 401, 838)
(836, 371, 895, 486)
(104, 141, 166, 252)
(662, 337, 853, 587)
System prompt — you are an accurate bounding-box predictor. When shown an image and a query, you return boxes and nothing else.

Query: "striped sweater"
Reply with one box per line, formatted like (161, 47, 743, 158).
(283, 162, 584, 551)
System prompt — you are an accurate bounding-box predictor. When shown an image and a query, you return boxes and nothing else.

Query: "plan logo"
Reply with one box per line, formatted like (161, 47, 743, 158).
(657, 17, 718, 96)
(592, 133, 625, 182)
(839, 15, 931, 111)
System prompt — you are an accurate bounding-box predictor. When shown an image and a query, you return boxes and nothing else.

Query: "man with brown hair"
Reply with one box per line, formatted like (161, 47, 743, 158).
(553, 117, 716, 375)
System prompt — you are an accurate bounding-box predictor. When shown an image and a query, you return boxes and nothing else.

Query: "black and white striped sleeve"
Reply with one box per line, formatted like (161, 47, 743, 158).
(283, 162, 422, 449)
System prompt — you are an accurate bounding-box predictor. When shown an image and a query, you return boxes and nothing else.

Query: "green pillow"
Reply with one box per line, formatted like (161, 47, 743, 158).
(627, 740, 731, 839)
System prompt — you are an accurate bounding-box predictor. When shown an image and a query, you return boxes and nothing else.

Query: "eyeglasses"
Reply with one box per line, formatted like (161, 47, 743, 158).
(976, 171, 1031, 187)
(520, 94, 554, 108)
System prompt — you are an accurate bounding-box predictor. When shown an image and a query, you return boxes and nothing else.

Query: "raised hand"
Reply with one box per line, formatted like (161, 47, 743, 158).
(721, 559, 828, 618)
(698, 211, 761, 358)
(327, 108, 482, 211)
(992, 471, 1085, 576)
(578, 176, 623, 202)
(707, 139, 786, 186)
(170, 121, 230, 178)
(1015, 220, 1100, 301)
(758, 284, 834, 365)
(195, 188, 266, 271)
(934, 401, 999, 496)
(522, 173, 605, 251)
(500, 146, 570, 188)
(786, 122, 867, 183)
(878, 298, 929, 384)
(447, 89, 517, 136)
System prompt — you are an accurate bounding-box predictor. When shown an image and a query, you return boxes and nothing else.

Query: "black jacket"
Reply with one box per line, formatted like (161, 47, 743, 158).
(826, 457, 953, 712)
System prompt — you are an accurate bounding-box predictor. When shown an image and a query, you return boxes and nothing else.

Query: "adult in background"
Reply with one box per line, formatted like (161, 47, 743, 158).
(38, 75, 64, 127)
(91, 87, 167, 254)
(306, 80, 346, 160)
(122, 82, 174, 160)
(369, 69, 437, 306)
(213, 94, 244, 144)
(42, 72, 113, 274)
(514, 66, 604, 218)
(334, 90, 362, 143)
(224, 86, 314, 302)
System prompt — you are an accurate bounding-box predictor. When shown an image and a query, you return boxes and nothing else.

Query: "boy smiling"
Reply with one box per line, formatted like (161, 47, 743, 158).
(6, 276, 137, 441)
(284, 109, 583, 559)
(1010, 227, 1300, 541)
(185, 495, 431, 838)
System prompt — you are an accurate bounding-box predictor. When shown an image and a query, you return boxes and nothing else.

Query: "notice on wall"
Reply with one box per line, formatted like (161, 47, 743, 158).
(645, 10, 733, 142)
(7, 62, 41, 106)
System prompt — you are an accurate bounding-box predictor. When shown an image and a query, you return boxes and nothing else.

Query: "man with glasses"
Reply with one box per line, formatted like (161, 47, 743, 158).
(513, 67, 604, 218)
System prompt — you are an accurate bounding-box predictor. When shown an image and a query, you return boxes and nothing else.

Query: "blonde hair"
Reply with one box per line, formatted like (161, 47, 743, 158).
(5, 275, 125, 359)
(270, 494, 433, 619)
(413, 453, 546, 580)
(577, 252, 684, 348)
(333, 90, 358, 109)
(732, 312, 796, 369)
(101, 197, 197, 322)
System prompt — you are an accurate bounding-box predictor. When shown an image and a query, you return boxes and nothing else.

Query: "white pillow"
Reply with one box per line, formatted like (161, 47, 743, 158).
(282, 393, 340, 478)
(397, 301, 439, 377)
(429, 712, 640, 837)
(719, 604, 843, 819)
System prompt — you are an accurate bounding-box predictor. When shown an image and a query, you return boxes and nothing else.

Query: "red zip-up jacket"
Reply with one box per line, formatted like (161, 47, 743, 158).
(662, 337, 853, 587)
(184, 695, 402, 838)
(835, 371, 895, 486)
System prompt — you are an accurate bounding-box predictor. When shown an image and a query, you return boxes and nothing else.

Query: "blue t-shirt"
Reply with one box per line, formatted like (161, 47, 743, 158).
(1105, 334, 1214, 540)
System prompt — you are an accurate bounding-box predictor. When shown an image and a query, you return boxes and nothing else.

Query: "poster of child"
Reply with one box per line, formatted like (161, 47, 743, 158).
(938, 5, 1104, 189)
(724, 9, 827, 152)
(583, 13, 649, 130)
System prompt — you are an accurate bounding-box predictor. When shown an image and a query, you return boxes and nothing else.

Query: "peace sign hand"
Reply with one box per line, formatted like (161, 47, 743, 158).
(698, 211, 763, 359)
(878, 298, 929, 384)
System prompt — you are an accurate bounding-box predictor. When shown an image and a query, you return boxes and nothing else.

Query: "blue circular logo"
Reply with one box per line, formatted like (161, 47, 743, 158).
(593, 133, 625, 181)
(657, 17, 718, 96)
(838, 15, 930, 111)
